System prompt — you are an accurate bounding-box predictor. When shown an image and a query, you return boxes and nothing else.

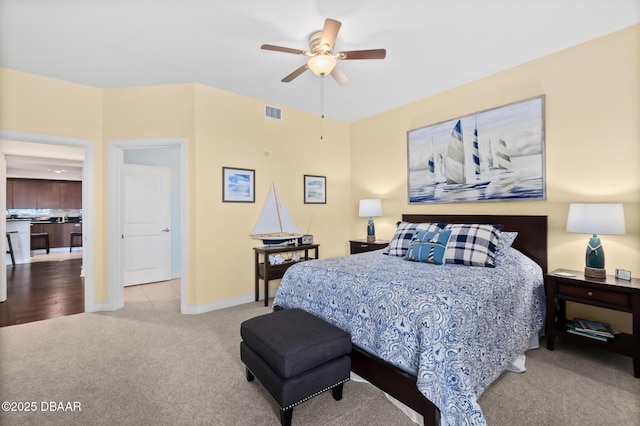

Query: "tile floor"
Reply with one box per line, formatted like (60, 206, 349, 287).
(29, 250, 83, 263)
(124, 279, 181, 310)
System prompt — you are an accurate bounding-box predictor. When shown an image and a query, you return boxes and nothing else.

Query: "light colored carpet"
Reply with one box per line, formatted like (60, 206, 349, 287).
(0, 300, 638, 425)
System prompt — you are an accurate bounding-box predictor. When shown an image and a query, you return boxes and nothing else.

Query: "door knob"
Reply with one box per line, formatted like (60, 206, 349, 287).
(162, 228, 170, 232)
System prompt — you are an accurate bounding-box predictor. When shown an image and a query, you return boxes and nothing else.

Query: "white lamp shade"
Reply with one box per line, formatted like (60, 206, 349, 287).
(566, 203, 626, 235)
(307, 55, 337, 76)
(359, 199, 382, 217)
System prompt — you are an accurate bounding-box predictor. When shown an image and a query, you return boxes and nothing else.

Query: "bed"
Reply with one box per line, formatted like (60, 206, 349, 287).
(273, 214, 548, 425)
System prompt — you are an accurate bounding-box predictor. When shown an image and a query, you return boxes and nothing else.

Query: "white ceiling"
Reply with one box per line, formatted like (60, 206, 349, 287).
(0, 140, 83, 181)
(0, 0, 639, 124)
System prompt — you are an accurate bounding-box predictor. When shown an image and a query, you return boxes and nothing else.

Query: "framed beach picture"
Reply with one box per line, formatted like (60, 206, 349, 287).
(407, 95, 545, 204)
(304, 175, 326, 204)
(222, 167, 255, 202)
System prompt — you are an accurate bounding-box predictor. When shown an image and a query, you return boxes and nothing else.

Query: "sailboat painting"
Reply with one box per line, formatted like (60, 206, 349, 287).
(408, 95, 545, 204)
(250, 184, 303, 245)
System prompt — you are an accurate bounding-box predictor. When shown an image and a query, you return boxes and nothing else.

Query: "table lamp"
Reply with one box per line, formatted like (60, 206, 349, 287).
(359, 199, 382, 242)
(566, 203, 626, 278)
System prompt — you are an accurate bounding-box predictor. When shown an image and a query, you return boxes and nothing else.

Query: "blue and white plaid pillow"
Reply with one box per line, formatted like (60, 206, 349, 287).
(383, 221, 443, 257)
(442, 224, 502, 267)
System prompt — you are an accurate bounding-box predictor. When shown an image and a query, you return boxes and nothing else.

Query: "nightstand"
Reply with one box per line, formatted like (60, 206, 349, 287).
(349, 239, 389, 254)
(545, 269, 640, 378)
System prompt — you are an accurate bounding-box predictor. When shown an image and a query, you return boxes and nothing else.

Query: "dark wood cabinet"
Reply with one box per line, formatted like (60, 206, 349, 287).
(31, 222, 82, 249)
(10, 179, 38, 208)
(37, 180, 61, 209)
(7, 178, 81, 209)
(30, 224, 45, 249)
(63, 223, 82, 247)
(59, 181, 82, 208)
(6, 180, 13, 209)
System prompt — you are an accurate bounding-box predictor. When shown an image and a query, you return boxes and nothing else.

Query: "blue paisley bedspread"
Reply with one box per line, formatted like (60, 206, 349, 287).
(272, 247, 545, 426)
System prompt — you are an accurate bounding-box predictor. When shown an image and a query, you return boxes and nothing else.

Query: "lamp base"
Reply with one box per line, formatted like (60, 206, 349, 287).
(585, 267, 606, 279)
(367, 235, 375, 243)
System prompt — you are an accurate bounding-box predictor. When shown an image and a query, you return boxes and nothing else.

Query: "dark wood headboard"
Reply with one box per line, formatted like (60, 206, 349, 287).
(402, 214, 548, 273)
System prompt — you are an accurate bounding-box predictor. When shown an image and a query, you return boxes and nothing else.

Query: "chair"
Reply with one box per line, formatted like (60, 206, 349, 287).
(6, 232, 17, 266)
(70, 231, 83, 252)
(31, 232, 50, 254)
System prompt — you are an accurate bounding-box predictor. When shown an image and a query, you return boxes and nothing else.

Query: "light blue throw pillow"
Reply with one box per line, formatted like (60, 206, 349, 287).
(383, 221, 443, 257)
(405, 229, 452, 265)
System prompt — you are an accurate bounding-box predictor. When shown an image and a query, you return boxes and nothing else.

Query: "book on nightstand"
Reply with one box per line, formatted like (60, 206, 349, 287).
(564, 321, 609, 342)
(574, 318, 615, 338)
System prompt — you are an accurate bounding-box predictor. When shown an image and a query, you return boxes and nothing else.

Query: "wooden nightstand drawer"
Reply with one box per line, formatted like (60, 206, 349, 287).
(557, 283, 630, 307)
(349, 239, 389, 254)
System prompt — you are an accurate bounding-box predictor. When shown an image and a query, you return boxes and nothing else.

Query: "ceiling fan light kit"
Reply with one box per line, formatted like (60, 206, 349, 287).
(307, 55, 337, 76)
(261, 18, 386, 85)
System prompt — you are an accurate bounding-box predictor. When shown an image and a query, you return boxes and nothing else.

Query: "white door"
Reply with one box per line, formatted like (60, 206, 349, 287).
(122, 164, 171, 286)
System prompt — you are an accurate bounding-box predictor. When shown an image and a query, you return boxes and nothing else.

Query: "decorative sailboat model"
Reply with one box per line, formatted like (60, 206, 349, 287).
(250, 184, 303, 245)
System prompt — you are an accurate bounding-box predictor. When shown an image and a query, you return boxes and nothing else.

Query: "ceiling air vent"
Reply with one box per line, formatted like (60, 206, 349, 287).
(265, 105, 282, 120)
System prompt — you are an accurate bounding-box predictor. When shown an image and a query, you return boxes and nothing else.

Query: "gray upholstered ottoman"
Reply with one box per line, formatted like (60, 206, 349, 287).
(240, 308, 352, 426)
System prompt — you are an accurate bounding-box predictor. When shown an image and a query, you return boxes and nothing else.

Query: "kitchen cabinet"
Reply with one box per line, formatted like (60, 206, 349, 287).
(59, 181, 82, 208)
(31, 222, 82, 249)
(7, 178, 81, 209)
(6, 180, 13, 209)
(10, 179, 38, 208)
(37, 180, 61, 209)
(62, 223, 82, 247)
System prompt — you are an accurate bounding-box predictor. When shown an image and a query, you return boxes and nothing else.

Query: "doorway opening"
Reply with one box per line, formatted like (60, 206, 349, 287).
(107, 138, 189, 313)
(0, 130, 96, 315)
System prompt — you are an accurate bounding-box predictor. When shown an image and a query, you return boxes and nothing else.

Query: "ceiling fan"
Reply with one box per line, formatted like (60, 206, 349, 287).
(261, 18, 386, 86)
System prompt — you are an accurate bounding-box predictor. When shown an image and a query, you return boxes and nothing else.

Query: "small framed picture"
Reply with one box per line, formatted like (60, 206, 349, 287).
(615, 268, 631, 281)
(222, 167, 255, 203)
(304, 175, 326, 204)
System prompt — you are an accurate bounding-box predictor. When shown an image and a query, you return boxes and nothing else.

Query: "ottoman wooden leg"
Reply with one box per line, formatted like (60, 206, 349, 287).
(332, 383, 344, 401)
(280, 407, 293, 426)
(246, 367, 254, 382)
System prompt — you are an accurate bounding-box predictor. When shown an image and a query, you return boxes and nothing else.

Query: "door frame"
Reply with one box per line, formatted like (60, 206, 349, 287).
(107, 138, 189, 313)
(0, 130, 96, 310)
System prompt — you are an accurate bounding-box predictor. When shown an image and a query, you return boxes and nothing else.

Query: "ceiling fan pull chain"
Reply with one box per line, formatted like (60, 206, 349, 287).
(320, 75, 325, 140)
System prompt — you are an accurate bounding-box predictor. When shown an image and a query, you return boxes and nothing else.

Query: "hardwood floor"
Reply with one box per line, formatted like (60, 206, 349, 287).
(0, 255, 84, 327)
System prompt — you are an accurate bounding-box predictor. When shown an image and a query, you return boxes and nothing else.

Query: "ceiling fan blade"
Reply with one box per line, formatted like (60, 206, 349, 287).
(261, 44, 308, 55)
(337, 49, 386, 60)
(282, 64, 309, 82)
(320, 18, 342, 51)
(330, 66, 349, 86)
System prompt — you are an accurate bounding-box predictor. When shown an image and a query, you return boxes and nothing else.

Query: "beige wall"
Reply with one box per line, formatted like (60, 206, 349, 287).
(103, 83, 350, 306)
(191, 84, 351, 304)
(351, 25, 640, 332)
(0, 67, 108, 300)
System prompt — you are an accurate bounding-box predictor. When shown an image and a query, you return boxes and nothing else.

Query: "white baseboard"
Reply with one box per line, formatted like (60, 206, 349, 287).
(181, 288, 278, 315)
(86, 300, 118, 312)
